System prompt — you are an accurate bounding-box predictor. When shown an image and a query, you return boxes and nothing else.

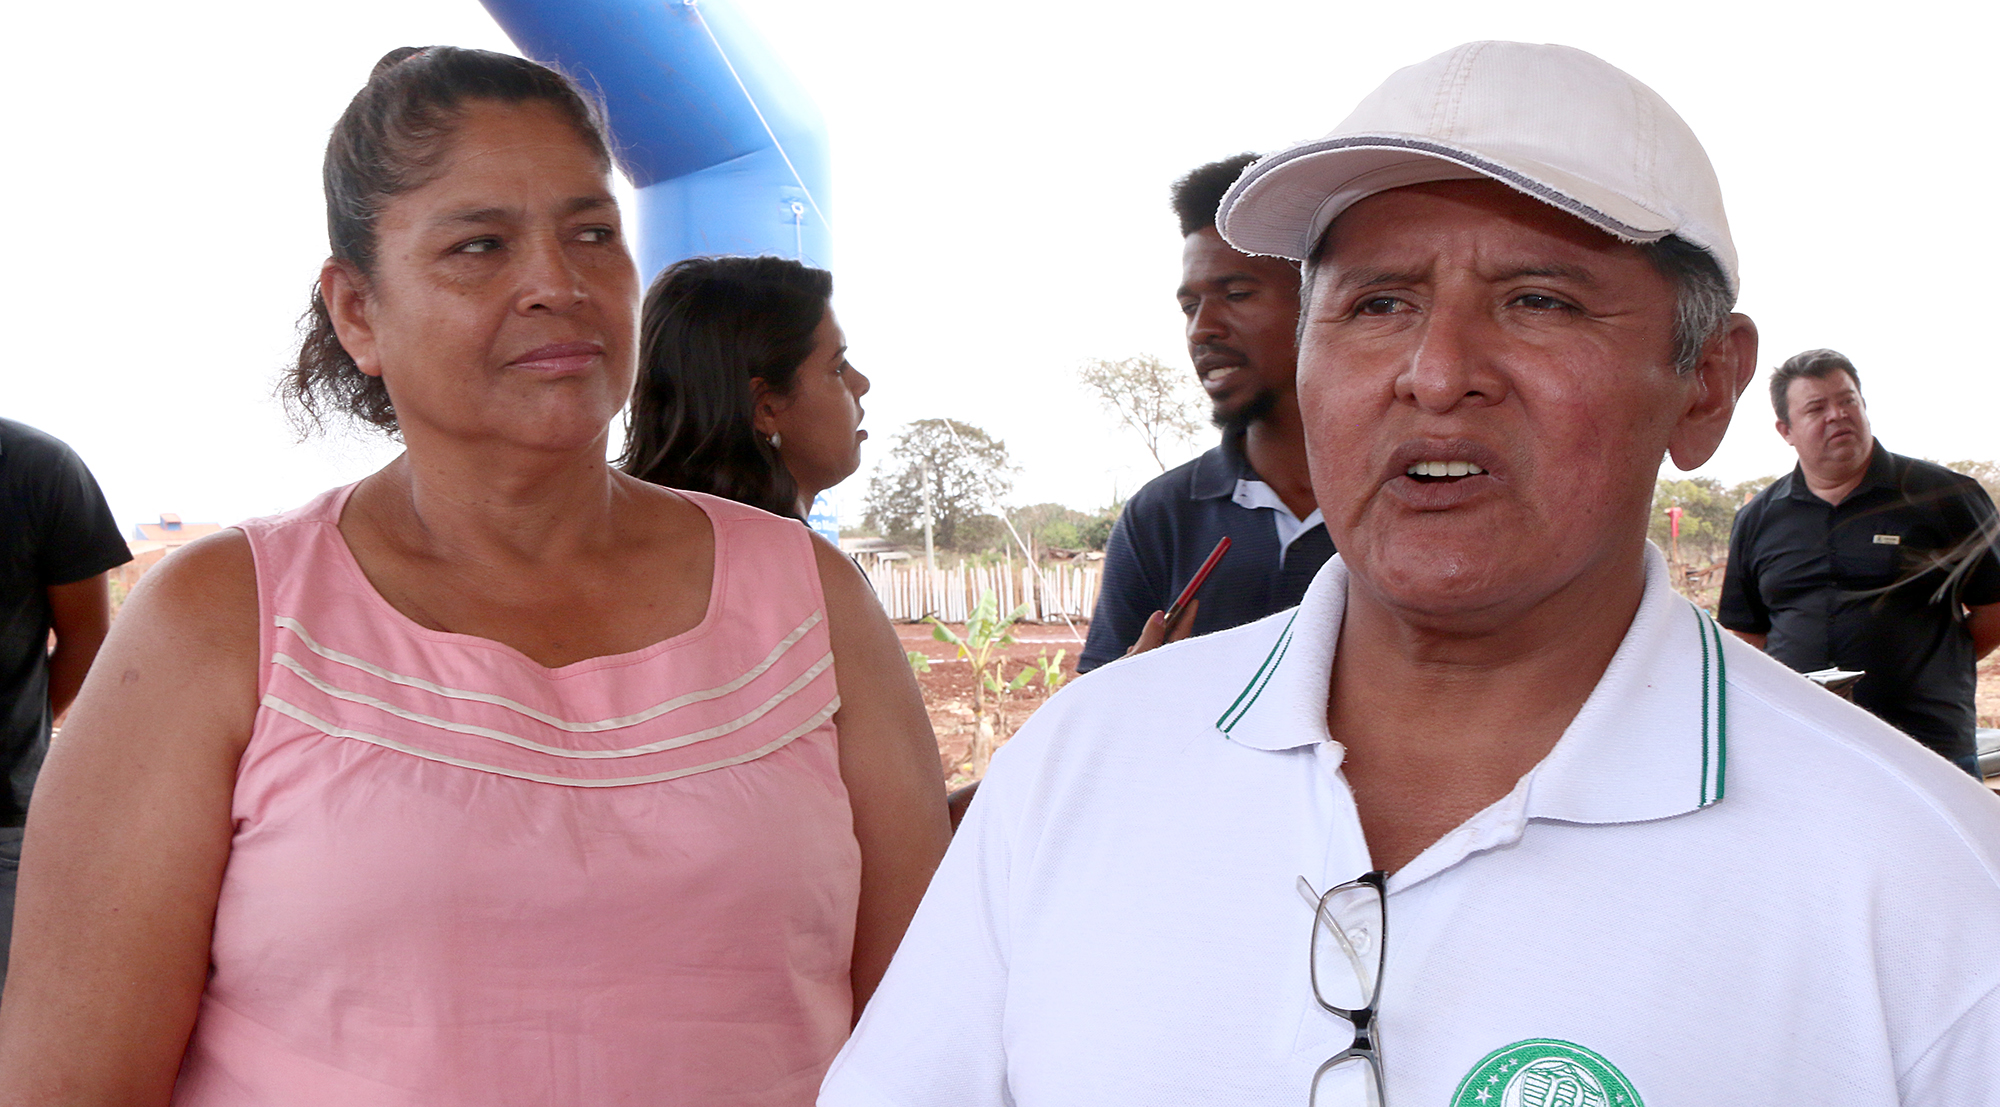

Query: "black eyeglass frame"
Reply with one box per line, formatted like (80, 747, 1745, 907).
(1307, 869, 1388, 1106)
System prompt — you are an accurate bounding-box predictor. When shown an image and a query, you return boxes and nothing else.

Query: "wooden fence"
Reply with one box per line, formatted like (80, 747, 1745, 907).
(866, 561, 1101, 624)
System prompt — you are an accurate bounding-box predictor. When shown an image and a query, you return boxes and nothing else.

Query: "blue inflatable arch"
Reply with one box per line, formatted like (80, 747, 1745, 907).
(478, 0, 831, 282)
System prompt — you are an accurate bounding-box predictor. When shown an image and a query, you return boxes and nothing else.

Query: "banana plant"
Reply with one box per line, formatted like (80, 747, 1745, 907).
(1030, 648, 1069, 693)
(928, 590, 1031, 773)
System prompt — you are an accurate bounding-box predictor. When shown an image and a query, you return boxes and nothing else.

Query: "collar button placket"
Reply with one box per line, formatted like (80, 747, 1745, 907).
(1313, 739, 1372, 891)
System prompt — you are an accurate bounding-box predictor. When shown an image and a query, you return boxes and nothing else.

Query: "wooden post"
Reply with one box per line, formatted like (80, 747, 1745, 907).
(920, 458, 936, 572)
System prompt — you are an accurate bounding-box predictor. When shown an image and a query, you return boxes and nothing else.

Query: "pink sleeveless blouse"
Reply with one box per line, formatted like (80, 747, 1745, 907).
(172, 485, 860, 1106)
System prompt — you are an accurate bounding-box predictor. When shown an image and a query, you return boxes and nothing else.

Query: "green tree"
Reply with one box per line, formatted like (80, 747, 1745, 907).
(1038, 519, 1084, 550)
(1010, 502, 1096, 555)
(1078, 355, 1207, 472)
(1075, 503, 1120, 550)
(1727, 474, 1779, 505)
(954, 513, 1010, 557)
(1648, 477, 1740, 564)
(864, 419, 1014, 550)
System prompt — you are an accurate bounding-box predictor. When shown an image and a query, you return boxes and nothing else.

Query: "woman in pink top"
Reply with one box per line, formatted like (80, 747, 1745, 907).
(0, 47, 950, 1106)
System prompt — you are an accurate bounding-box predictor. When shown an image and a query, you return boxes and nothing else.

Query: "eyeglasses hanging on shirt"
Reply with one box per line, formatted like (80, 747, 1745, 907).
(1299, 870, 1387, 1106)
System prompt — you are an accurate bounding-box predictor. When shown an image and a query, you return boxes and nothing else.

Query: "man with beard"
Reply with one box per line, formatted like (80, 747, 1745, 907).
(1077, 155, 1333, 672)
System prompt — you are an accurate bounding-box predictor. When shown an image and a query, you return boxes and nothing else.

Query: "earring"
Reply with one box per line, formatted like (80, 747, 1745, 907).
(768, 432, 782, 449)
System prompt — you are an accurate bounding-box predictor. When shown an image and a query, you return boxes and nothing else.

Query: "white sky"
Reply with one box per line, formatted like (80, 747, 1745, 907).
(8, 0, 1995, 533)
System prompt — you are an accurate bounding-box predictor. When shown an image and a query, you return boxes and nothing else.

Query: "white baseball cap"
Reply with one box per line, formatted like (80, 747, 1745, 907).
(1216, 41, 1738, 295)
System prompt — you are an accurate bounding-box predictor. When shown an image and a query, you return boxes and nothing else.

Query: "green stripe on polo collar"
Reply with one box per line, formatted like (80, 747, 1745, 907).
(1217, 612, 1299, 734)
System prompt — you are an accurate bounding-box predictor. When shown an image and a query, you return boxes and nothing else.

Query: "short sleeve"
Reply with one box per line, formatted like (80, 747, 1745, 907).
(820, 745, 1023, 1107)
(23, 435, 131, 586)
(1717, 502, 1770, 634)
(1947, 479, 2000, 607)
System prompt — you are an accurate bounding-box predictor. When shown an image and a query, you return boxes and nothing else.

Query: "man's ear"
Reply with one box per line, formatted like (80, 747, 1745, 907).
(321, 259, 381, 378)
(1667, 313, 1758, 471)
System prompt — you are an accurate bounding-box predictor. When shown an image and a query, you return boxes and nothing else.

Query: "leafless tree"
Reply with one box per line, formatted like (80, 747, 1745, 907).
(1078, 355, 1207, 472)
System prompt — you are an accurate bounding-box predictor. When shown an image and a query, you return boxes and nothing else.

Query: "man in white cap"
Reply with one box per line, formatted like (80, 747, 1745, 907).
(820, 42, 2000, 1106)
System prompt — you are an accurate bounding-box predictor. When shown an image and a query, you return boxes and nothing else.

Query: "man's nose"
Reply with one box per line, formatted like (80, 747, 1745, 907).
(1396, 303, 1507, 413)
(1187, 298, 1227, 345)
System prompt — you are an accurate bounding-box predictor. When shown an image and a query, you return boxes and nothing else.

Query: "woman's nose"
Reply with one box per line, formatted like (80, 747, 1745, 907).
(515, 237, 586, 314)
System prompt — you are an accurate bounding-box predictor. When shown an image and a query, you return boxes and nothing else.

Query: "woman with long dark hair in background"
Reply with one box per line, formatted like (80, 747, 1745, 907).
(623, 256, 869, 521)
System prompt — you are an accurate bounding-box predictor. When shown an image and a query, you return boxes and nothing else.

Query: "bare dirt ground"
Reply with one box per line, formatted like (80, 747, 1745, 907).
(896, 622, 1085, 789)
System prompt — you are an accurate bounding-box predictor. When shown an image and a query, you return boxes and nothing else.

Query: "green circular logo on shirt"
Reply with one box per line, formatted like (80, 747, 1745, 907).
(1449, 1040, 1644, 1107)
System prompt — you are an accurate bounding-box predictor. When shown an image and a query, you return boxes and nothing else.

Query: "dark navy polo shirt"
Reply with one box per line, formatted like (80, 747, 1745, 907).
(1079, 437, 1333, 673)
(1719, 441, 2000, 760)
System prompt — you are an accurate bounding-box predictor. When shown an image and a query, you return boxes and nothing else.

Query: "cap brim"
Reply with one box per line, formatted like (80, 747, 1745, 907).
(1218, 135, 1677, 261)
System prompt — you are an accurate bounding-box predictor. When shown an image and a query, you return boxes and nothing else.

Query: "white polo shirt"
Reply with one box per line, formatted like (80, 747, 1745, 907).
(822, 547, 2000, 1106)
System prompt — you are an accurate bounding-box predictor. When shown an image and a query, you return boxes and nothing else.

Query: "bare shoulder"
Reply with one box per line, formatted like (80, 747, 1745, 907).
(810, 533, 872, 608)
(804, 528, 949, 1007)
(119, 528, 260, 651)
(806, 533, 924, 719)
(810, 533, 904, 646)
(0, 529, 260, 1103)
(69, 527, 262, 757)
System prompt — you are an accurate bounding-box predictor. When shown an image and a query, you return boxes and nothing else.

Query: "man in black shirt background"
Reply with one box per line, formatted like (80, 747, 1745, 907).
(1720, 350, 2000, 774)
(1078, 155, 1334, 672)
(0, 418, 130, 983)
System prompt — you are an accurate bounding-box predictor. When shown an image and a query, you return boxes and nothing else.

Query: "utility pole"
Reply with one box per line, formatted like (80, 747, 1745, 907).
(920, 458, 936, 571)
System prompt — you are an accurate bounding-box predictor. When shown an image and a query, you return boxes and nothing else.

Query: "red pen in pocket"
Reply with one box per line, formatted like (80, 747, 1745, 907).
(1161, 536, 1231, 636)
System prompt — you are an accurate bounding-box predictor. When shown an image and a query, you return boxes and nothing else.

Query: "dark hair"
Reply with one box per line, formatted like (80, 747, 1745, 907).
(620, 256, 833, 519)
(1769, 348, 1862, 423)
(1171, 154, 1261, 237)
(283, 46, 616, 436)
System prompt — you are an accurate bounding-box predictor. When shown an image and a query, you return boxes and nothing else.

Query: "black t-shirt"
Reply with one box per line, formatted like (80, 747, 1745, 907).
(1719, 442, 2000, 759)
(1, 419, 131, 825)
